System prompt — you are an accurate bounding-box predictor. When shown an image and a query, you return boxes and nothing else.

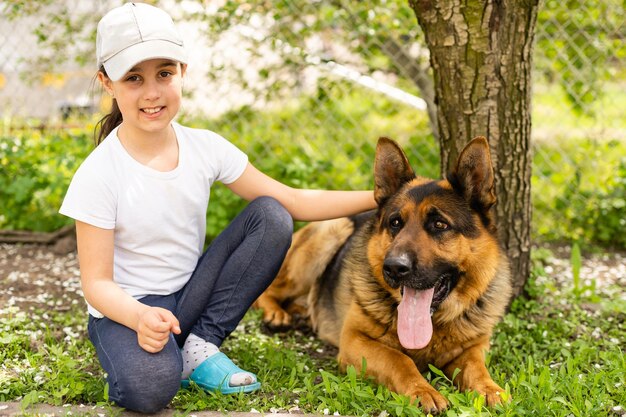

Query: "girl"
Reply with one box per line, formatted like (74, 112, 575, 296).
(60, 2, 376, 414)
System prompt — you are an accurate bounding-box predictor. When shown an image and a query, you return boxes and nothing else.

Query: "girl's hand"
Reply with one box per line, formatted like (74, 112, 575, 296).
(136, 307, 181, 353)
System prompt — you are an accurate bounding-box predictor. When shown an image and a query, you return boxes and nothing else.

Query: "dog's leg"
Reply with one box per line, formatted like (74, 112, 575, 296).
(255, 219, 354, 329)
(338, 319, 449, 413)
(443, 337, 506, 406)
(254, 290, 293, 328)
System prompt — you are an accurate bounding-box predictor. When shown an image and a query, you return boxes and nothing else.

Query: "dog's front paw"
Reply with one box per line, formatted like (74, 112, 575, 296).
(263, 308, 293, 330)
(411, 386, 449, 414)
(474, 382, 508, 406)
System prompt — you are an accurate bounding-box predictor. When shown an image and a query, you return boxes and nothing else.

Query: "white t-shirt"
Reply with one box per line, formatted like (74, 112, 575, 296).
(59, 122, 248, 317)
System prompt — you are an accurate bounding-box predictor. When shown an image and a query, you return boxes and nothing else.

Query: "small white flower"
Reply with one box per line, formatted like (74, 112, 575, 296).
(33, 374, 45, 385)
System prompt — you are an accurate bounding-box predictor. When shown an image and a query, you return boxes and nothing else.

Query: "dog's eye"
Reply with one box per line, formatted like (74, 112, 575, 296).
(389, 215, 403, 230)
(434, 221, 449, 230)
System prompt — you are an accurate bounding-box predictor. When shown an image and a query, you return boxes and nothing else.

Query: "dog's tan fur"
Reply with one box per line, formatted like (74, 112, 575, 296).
(254, 137, 512, 413)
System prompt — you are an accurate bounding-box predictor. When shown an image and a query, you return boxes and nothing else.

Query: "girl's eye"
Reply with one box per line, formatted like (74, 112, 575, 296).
(125, 75, 141, 82)
(159, 71, 173, 78)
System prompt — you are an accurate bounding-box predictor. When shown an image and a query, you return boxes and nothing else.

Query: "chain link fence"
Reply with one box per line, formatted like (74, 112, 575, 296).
(1, 0, 624, 243)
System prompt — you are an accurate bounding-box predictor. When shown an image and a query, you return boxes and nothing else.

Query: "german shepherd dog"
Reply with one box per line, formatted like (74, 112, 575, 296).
(255, 137, 512, 413)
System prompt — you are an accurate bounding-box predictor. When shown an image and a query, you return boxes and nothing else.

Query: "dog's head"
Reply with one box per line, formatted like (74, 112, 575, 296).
(369, 137, 501, 349)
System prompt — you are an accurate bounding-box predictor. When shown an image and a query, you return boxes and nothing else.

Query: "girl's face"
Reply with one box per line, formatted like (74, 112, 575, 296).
(99, 59, 186, 139)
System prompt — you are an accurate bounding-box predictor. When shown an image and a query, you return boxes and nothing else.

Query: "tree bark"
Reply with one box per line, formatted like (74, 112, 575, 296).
(408, 0, 539, 298)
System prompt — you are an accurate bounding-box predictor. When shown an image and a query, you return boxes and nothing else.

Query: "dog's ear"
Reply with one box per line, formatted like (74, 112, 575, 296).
(374, 137, 415, 206)
(449, 136, 496, 211)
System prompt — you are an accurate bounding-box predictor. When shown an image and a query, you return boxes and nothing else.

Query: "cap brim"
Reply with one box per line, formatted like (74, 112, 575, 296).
(103, 39, 187, 81)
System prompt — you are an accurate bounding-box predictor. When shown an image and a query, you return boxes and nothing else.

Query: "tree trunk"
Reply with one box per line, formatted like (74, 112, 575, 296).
(408, 0, 539, 299)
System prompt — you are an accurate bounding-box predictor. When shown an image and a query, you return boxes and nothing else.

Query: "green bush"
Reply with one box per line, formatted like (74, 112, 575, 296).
(0, 127, 91, 232)
(1, 86, 625, 250)
(181, 84, 438, 240)
(564, 158, 626, 248)
(0, 86, 437, 241)
(532, 139, 626, 248)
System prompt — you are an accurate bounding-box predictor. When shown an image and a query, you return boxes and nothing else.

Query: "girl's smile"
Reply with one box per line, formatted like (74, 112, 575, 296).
(140, 105, 167, 121)
(142, 106, 164, 115)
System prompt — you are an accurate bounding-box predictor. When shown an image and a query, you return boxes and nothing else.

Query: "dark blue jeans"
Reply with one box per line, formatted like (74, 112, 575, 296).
(87, 197, 292, 413)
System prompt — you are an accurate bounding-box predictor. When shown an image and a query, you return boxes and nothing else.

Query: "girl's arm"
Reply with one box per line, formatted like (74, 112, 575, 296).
(75, 221, 180, 352)
(226, 163, 376, 221)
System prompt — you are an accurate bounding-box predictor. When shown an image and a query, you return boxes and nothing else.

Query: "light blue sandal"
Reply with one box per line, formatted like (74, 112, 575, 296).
(181, 352, 261, 394)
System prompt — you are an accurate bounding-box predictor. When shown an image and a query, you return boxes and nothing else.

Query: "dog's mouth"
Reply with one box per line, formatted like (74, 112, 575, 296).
(397, 272, 457, 350)
(399, 272, 456, 314)
(430, 272, 455, 313)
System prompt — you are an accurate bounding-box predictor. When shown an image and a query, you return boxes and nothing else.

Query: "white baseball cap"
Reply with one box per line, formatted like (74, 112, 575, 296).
(96, 2, 187, 81)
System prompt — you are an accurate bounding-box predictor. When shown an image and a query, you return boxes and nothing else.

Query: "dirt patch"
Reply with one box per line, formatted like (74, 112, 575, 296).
(1, 242, 624, 317)
(0, 243, 85, 314)
(536, 244, 626, 296)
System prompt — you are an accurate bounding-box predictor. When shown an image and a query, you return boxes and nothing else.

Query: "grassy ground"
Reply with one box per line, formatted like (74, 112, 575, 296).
(0, 244, 624, 417)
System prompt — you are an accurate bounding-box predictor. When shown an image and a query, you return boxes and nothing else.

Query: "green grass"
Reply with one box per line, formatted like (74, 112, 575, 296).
(2, 251, 624, 416)
(0, 308, 105, 407)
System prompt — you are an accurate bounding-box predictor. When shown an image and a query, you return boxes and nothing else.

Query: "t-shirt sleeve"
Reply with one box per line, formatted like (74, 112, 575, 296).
(214, 135, 248, 185)
(59, 162, 116, 230)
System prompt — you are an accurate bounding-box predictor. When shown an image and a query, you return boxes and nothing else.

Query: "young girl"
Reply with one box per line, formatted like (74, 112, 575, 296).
(60, 2, 375, 414)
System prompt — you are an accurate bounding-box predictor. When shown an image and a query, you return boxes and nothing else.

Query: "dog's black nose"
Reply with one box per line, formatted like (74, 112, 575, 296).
(383, 255, 412, 284)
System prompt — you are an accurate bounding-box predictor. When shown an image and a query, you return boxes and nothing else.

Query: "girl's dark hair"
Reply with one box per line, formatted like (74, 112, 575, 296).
(94, 67, 123, 146)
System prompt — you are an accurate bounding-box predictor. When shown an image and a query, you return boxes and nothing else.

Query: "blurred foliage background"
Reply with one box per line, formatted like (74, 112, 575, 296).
(0, 0, 624, 250)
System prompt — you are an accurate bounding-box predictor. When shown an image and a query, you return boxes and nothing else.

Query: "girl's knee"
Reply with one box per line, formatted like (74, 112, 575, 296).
(112, 370, 180, 413)
(252, 196, 293, 239)
(108, 352, 181, 413)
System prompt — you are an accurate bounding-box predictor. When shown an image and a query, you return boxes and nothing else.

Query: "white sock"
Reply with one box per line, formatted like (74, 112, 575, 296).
(181, 333, 256, 386)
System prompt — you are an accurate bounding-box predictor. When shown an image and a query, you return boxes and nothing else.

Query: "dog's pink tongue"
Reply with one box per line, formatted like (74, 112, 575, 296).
(397, 287, 434, 349)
